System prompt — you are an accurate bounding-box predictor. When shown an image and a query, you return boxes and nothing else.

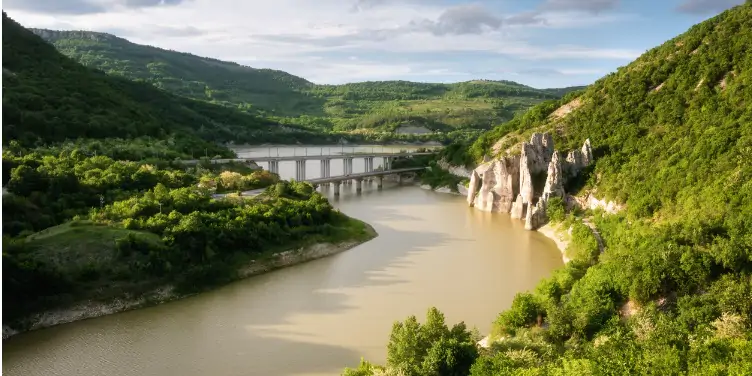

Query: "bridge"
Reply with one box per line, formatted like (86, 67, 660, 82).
(305, 167, 426, 196)
(182, 150, 435, 181)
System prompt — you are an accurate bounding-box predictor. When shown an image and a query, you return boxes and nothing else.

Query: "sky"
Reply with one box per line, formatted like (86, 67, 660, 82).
(3, 0, 747, 88)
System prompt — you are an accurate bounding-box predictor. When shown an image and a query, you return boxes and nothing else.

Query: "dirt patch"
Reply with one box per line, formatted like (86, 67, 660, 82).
(719, 71, 735, 90)
(620, 300, 639, 319)
(549, 97, 582, 120)
(695, 78, 705, 91)
(652, 82, 665, 92)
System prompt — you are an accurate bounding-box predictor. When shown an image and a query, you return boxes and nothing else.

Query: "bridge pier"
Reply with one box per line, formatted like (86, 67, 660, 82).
(320, 158, 331, 178)
(383, 157, 392, 171)
(343, 157, 353, 175)
(355, 178, 363, 193)
(269, 160, 280, 174)
(377, 176, 383, 189)
(364, 157, 374, 173)
(398, 174, 403, 185)
(332, 181, 341, 196)
(294, 159, 306, 181)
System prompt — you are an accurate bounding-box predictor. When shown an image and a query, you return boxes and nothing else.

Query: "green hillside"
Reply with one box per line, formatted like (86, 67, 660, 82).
(347, 3, 752, 375)
(3, 13, 312, 155)
(29, 29, 579, 134)
(1, 13, 374, 328)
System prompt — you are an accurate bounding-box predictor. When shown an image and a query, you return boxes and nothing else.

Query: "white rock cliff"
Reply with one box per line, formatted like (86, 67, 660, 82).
(466, 134, 593, 230)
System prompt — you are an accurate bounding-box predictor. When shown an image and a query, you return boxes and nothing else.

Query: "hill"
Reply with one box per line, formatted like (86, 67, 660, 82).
(29, 29, 321, 116)
(2, 13, 327, 158)
(347, 3, 752, 375)
(29, 28, 578, 133)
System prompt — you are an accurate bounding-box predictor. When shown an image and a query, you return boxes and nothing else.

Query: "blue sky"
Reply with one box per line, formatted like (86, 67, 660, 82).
(4, 0, 746, 87)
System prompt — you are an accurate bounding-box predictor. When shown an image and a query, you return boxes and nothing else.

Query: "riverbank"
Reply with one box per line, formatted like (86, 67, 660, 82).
(536, 222, 572, 264)
(2, 222, 378, 340)
(419, 184, 571, 262)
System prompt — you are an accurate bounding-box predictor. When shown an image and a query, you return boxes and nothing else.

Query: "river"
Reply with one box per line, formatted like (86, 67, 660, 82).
(2, 145, 563, 376)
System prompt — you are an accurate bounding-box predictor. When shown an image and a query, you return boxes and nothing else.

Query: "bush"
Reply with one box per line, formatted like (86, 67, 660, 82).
(492, 293, 545, 337)
(546, 197, 566, 223)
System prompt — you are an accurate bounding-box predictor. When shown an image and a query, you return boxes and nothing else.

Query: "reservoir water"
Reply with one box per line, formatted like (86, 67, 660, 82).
(2, 145, 564, 376)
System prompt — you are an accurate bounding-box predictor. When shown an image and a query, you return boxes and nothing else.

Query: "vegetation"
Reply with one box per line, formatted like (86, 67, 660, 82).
(2, 148, 373, 324)
(342, 3, 752, 375)
(1, 14, 373, 327)
(342, 308, 481, 376)
(29, 28, 579, 140)
(420, 162, 468, 193)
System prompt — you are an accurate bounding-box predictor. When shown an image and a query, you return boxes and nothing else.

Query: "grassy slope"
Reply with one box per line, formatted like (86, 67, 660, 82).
(23, 221, 165, 294)
(29, 28, 580, 133)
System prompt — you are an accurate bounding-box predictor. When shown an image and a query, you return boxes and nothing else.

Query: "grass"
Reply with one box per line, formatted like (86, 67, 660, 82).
(25, 220, 163, 275)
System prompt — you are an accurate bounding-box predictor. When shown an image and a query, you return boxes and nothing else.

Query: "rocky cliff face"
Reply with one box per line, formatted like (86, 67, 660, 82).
(542, 151, 565, 201)
(469, 157, 520, 212)
(466, 133, 592, 230)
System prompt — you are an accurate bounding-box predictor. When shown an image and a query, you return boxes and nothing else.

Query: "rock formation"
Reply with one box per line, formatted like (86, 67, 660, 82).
(466, 133, 593, 230)
(519, 153, 534, 204)
(542, 151, 565, 201)
(466, 156, 519, 212)
(467, 170, 480, 206)
(525, 199, 547, 231)
(582, 138, 593, 166)
(510, 194, 525, 219)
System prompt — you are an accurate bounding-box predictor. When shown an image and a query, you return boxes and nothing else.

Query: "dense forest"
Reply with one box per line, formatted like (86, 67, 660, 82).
(1, 13, 373, 329)
(344, 3, 752, 375)
(29, 28, 581, 137)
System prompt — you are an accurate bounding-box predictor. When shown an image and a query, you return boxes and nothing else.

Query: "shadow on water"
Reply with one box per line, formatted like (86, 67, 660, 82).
(2, 185, 475, 376)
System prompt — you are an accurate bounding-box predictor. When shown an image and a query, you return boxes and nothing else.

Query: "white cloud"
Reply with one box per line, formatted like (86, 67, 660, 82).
(5, 0, 639, 85)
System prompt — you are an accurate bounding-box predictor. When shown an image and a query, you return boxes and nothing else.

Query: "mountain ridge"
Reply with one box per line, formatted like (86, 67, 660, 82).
(28, 27, 584, 133)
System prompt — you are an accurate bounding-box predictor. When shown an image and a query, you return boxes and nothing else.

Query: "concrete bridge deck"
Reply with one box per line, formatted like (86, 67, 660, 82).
(306, 167, 426, 195)
(182, 152, 434, 165)
(305, 167, 426, 184)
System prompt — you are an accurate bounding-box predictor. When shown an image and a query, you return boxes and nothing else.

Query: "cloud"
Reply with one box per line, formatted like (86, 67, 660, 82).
(520, 67, 603, 76)
(350, 0, 389, 12)
(408, 4, 503, 35)
(106, 24, 207, 38)
(4, 0, 638, 86)
(2, 0, 106, 15)
(675, 0, 745, 14)
(3, 0, 191, 15)
(123, 0, 189, 7)
(540, 0, 621, 13)
(505, 11, 547, 26)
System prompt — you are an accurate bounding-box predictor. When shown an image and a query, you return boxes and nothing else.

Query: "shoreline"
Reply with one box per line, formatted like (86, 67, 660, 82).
(2, 223, 378, 340)
(535, 222, 571, 264)
(419, 184, 571, 263)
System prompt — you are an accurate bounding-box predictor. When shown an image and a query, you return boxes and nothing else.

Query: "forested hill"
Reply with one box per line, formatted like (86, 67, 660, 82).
(29, 28, 318, 116)
(1, 13, 298, 157)
(2, 12, 376, 330)
(29, 28, 581, 132)
(347, 3, 752, 375)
